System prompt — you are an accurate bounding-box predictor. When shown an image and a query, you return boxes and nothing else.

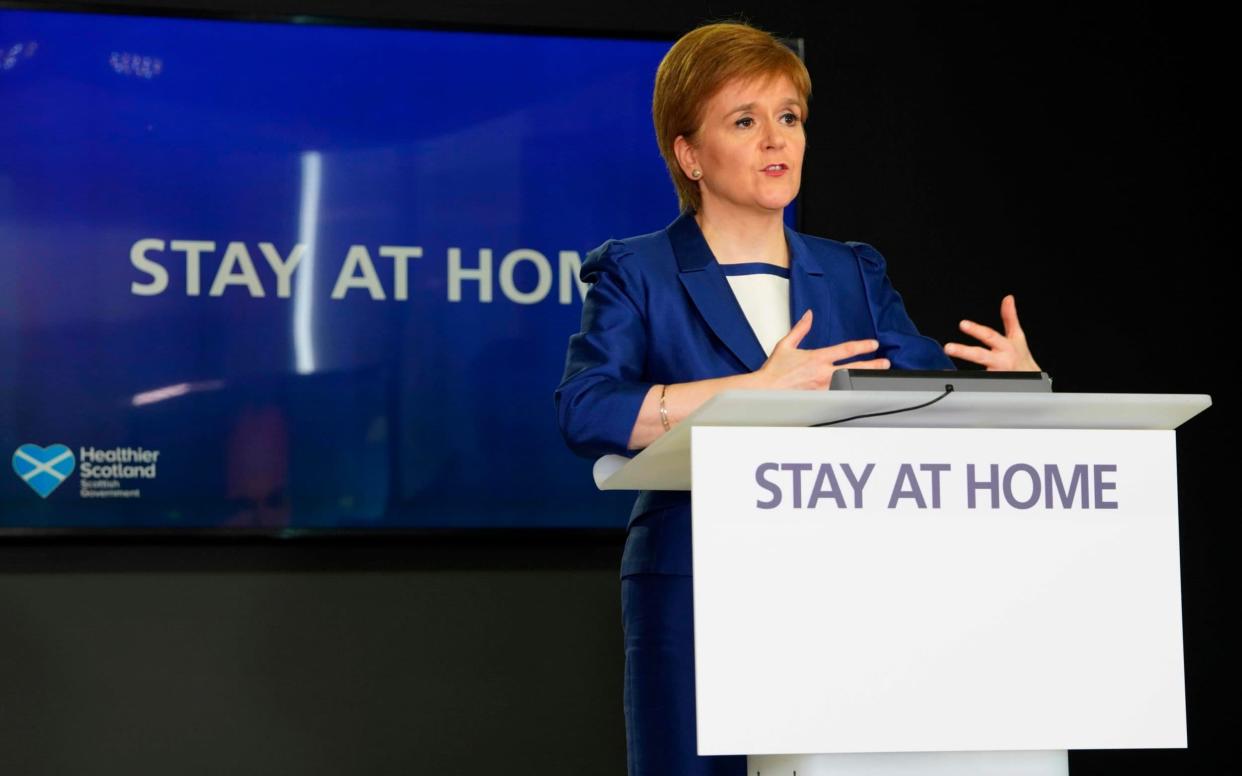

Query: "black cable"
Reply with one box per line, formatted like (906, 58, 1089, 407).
(811, 384, 955, 427)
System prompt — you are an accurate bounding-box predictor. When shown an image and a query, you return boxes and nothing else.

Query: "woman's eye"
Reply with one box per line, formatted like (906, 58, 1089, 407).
(735, 116, 754, 128)
(781, 112, 800, 125)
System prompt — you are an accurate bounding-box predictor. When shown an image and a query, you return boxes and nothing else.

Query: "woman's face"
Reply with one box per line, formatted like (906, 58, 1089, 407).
(677, 73, 806, 216)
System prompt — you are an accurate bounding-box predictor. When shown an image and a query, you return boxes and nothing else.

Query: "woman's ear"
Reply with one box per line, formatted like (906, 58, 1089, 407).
(673, 135, 699, 180)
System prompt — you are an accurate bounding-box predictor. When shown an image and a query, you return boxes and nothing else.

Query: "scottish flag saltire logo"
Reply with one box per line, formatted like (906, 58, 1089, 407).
(12, 444, 76, 498)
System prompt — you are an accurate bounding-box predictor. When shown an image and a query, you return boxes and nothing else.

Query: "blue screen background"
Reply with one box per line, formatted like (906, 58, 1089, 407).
(0, 8, 690, 529)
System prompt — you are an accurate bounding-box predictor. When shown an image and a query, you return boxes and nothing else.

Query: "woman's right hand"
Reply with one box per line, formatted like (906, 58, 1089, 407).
(754, 310, 890, 390)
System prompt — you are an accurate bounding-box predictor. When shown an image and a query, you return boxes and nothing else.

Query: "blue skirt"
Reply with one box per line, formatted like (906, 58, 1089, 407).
(621, 572, 747, 776)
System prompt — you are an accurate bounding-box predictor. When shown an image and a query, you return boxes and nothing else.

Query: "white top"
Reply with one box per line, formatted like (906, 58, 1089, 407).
(721, 262, 791, 356)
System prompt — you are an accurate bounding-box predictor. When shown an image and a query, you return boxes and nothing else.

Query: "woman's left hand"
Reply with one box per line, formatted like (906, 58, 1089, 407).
(944, 294, 1041, 371)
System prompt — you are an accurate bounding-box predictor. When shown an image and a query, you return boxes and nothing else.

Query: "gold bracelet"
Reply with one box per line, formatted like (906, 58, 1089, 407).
(659, 384, 671, 432)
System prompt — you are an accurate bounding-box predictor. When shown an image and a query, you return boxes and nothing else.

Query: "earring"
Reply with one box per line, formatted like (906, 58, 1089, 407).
(691, 169, 702, 179)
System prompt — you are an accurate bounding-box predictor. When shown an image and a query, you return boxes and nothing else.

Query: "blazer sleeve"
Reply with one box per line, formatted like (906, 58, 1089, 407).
(848, 241, 956, 371)
(554, 239, 657, 459)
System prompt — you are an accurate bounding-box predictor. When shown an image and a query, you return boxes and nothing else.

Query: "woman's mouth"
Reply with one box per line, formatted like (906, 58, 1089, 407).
(762, 163, 788, 176)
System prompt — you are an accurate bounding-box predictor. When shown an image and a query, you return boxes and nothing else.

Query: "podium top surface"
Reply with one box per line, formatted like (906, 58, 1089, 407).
(594, 390, 1212, 491)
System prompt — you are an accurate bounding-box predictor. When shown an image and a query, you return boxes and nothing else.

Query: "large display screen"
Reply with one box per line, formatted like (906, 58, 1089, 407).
(0, 7, 688, 530)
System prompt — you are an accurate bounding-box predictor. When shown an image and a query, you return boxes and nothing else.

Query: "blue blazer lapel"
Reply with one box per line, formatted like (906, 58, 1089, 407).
(786, 226, 836, 350)
(667, 212, 769, 372)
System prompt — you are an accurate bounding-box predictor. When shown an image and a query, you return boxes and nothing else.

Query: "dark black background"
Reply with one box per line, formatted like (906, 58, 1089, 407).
(2, 1, 1234, 774)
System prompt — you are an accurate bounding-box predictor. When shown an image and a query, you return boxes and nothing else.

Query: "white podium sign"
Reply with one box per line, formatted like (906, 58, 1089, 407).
(691, 426, 1187, 756)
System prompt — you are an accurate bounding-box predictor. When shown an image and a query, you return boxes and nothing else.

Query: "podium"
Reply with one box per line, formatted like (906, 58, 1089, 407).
(596, 390, 1211, 776)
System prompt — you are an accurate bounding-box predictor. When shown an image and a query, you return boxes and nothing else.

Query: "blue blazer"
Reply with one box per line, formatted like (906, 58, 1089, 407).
(555, 211, 953, 576)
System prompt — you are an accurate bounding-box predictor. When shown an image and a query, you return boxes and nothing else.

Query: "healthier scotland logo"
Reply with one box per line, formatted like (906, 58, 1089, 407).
(10, 443, 161, 500)
(11, 443, 77, 498)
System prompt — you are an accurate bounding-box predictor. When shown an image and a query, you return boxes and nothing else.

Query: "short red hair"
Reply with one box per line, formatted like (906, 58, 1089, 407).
(653, 22, 811, 213)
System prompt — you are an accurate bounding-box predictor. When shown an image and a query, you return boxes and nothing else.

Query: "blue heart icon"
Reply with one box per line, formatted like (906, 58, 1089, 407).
(12, 443, 76, 498)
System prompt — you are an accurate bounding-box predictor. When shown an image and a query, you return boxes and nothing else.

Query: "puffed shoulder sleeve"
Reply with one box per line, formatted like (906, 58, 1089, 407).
(554, 239, 656, 459)
(848, 241, 955, 371)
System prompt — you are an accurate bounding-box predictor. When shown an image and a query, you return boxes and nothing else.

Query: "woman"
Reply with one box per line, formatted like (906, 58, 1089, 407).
(555, 22, 1039, 776)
